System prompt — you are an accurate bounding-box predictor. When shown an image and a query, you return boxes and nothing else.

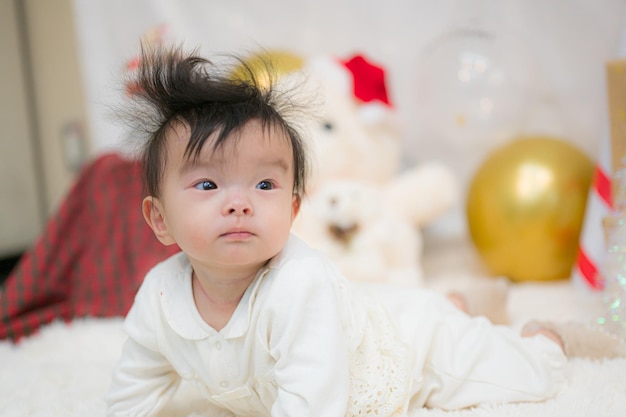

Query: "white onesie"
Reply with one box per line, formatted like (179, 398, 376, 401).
(106, 234, 566, 417)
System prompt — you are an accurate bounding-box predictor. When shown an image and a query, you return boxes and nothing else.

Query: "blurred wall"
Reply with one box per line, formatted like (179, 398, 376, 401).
(0, 0, 41, 254)
(0, 0, 88, 255)
(72, 1, 626, 166)
(2, 0, 624, 253)
(22, 0, 89, 213)
(71, 0, 626, 237)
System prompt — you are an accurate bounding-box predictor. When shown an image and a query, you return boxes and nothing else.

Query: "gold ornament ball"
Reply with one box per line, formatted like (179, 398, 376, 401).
(230, 50, 304, 90)
(466, 136, 594, 282)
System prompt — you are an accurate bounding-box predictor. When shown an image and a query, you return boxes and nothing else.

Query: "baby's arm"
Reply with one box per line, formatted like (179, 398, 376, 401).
(106, 337, 181, 416)
(264, 259, 350, 417)
(106, 275, 181, 416)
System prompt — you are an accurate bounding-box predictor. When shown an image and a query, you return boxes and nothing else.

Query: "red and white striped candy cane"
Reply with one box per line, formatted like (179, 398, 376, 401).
(573, 134, 613, 290)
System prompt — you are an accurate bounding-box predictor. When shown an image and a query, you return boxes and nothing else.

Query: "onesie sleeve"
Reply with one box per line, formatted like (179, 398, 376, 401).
(263, 258, 350, 417)
(105, 274, 181, 417)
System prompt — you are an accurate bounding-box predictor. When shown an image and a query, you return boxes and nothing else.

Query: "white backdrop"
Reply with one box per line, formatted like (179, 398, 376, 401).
(71, 0, 626, 235)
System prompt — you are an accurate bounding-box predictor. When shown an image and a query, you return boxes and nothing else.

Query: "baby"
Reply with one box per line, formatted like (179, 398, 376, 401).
(106, 44, 568, 417)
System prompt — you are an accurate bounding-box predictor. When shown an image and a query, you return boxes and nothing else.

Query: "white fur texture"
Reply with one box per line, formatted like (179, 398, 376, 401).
(294, 179, 424, 286)
(292, 162, 459, 286)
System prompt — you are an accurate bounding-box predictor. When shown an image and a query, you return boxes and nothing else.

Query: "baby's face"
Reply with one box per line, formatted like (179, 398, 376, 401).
(155, 119, 299, 275)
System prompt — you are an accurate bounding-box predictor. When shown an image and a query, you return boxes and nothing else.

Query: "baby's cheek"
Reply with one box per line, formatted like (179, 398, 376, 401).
(179, 221, 213, 250)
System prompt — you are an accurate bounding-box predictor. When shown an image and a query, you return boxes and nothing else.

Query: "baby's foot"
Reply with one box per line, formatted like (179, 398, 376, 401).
(522, 320, 626, 359)
(447, 277, 510, 325)
(447, 292, 469, 313)
(521, 321, 565, 353)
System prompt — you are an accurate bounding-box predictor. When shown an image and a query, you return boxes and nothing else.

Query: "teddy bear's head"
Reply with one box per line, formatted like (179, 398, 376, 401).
(296, 55, 403, 193)
(293, 179, 424, 286)
(297, 180, 383, 248)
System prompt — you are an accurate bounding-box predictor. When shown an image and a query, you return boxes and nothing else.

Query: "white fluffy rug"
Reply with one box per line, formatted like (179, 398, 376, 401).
(1, 239, 625, 417)
(1, 317, 625, 417)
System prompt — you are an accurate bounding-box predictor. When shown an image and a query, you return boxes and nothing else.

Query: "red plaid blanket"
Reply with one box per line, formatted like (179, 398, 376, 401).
(0, 153, 179, 341)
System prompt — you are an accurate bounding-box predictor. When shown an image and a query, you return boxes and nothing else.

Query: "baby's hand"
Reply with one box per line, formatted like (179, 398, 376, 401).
(521, 320, 626, 359)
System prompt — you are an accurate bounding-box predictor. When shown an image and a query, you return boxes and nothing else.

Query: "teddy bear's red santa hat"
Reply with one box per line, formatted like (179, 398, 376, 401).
(339, 54, 393, 108)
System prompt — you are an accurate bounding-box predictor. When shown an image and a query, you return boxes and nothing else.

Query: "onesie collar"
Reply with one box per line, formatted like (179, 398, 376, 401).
(159, 253, 270, 341)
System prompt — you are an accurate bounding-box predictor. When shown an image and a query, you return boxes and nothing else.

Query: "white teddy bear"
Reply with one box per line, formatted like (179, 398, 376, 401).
(293, 162, 458, 287)
(288, 53, 459, 286)
(295, 179, 422, 286)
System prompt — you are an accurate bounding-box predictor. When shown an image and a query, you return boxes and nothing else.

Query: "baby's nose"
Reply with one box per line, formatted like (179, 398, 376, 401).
(223, 190, 253, 216)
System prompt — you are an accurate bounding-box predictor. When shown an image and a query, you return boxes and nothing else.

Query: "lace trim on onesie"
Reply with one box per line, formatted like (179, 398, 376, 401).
(346, 297, 412, 417)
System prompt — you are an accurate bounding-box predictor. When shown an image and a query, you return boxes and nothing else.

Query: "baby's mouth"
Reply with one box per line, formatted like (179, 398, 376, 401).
(221, 229, 254, 239)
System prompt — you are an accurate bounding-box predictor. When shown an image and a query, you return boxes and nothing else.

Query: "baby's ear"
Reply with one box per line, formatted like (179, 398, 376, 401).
(142, 196, 176, 246)
(292, 194, 301, 218)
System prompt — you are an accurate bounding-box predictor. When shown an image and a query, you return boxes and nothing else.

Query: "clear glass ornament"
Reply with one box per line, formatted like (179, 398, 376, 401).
(414, 0, 534, 157)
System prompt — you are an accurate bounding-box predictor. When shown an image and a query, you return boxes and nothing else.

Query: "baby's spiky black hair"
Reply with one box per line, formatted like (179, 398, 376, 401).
(122, 43, 309, 198)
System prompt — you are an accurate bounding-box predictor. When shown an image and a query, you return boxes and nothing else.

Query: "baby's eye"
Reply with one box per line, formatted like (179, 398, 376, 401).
(256, 180, 274, 190)
(194, 180, 217, 191)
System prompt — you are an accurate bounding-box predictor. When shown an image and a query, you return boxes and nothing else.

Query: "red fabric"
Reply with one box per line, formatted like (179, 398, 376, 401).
(340, 54, 392, 106)
(0, 153, 179, 341)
